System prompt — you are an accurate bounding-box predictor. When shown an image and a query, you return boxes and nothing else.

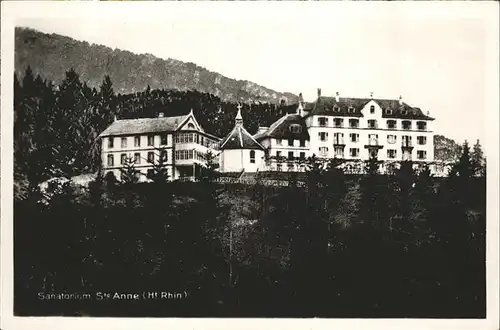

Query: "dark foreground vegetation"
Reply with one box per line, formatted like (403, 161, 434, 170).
(15, 152, 486, 318)
(14, 67, 487, 317)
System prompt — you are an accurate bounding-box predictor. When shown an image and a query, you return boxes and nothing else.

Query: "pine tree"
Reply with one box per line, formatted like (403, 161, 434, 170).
(119, 156, 140, 185)
(471, 139, 485, 177)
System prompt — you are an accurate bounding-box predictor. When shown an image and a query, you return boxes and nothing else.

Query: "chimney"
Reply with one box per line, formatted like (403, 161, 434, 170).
(317, 88, 321, 98)
(335, 92, 340, 102)
(399, 95, 403, 105)
(298, 93, 304, 104)
(370, 92, 374, 99)
(158, 112, 164, 118)
(114, 115, 117, 121)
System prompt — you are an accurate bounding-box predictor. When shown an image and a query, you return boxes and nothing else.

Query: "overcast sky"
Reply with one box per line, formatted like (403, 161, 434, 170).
(11, 2, 500, 152)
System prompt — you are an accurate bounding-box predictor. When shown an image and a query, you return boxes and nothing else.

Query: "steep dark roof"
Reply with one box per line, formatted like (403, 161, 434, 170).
(99, 115, 188, 137)
(306, 97, 435, 120)
(219, 125, 264, 150)
(254, 114, 310, 141)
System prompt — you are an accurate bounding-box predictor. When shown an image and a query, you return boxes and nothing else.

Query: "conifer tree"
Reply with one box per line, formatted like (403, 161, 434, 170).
(471, 139, 485, 177)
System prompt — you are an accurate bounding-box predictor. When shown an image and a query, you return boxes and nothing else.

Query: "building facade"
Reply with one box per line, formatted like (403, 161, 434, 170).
(99, 110, 220, 181)
(253, 89, 436, 173)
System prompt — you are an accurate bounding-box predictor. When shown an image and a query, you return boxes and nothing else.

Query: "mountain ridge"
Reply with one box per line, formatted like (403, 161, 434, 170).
(15, 27, 298, 104)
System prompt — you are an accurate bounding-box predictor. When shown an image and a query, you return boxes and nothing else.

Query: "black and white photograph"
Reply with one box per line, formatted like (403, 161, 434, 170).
(1, 1, 499, 329)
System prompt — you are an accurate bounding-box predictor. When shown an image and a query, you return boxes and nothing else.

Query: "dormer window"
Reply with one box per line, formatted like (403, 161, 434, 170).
(333, 105, 340, 112)
(412, 110, 417, 115)
(289, 124, 302, 133)
(370, 105, 375, 114)
(401, 109, 408, 115)
(348, 106, 355, 113)
(385, 109, 393, 115)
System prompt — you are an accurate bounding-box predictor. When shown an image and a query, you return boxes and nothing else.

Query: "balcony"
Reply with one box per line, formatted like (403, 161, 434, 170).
(364, 138, 383, 149)
(401, 140, 414, 150)
(333, 137, 345, 146)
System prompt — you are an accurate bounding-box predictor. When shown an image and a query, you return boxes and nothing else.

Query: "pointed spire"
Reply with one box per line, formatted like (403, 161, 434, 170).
(235, 103, 243, 126)
(297, 93, 304, 116)
(399, 95, 403, 105)
(189, 108, 194, 115)
(114, 115, 117, 122)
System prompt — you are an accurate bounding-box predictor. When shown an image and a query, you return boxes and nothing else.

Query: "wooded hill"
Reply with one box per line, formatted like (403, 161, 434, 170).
(15, 27, 297, 104)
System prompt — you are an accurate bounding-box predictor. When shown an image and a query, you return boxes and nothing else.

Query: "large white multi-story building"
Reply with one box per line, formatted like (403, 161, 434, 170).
(99, 110, 220, 181)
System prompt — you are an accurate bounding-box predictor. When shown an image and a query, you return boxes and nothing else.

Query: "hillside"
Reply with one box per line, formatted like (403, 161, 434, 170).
(14, 27, 297, 104)
(434, 134, 462, 162)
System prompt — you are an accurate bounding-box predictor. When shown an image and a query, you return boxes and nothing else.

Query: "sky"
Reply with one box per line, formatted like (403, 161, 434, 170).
(9, 2, 500, 152)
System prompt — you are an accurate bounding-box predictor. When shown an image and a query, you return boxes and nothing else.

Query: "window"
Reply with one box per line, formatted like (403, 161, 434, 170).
(417, 150, 427, 160)
(319, 132, 328, 142)
(368, 134, 379, 145)
(147, 152, 154, 163)
(148, 135, 155, 146)
(276, 139, 283, 146)
(277, 163, 283, 172)
(134, 152, 141, 164)
(333, 106, 340, 112)
(187, 123, 195, 129)
(108, 137, 114, 149)
(299, 152, 306, 160)
(387, 120, 397, 129)
(349, 133, 359, 143)
(121, 137, 127, 148)
(147, 169, 154, 179)
(318, 117, 328, 127)
(402, 120, 412, 130)
(417, 121, 427, 131)
(417, 136, 427, 145)
(349, 148, 359, 157)
(276, 151, 282, 159)
(349, 119, 359, 128)
(386, 109, 393, 115)
(334, 118, 343, 128)
(289, 124, 302, 133)
(368, 119, 377, 129)
(348, 106, 355, 113)
(134, 136, 141, 147)
(120, 153, 127, 165)
(370, 105, 375, 114)
(300, 140, 306, 147)
(287, 163, 294, 171)
(387, 135, 396, 144)
(401, 109, 408, 115)
(334, 147, 344, 158)
(288, 139, 294, 147)
(319, 147, 328, 156)
(334, 133, 344, 144)
(387, 149, 397, 159)
(288, 151, 294, 160)
(250, 150, 256, 163)
(160, 150, 168, 162)
(402, 135, 412, 147)
(161, 133, 168, 145)
(107, 154, 114, 167)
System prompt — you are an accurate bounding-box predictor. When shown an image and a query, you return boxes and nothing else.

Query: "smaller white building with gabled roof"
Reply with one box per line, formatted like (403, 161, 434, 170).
(219, 105, 265, 173)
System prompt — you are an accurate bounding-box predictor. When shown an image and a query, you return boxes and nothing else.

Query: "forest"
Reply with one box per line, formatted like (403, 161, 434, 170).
(13, 67, 487, 317)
